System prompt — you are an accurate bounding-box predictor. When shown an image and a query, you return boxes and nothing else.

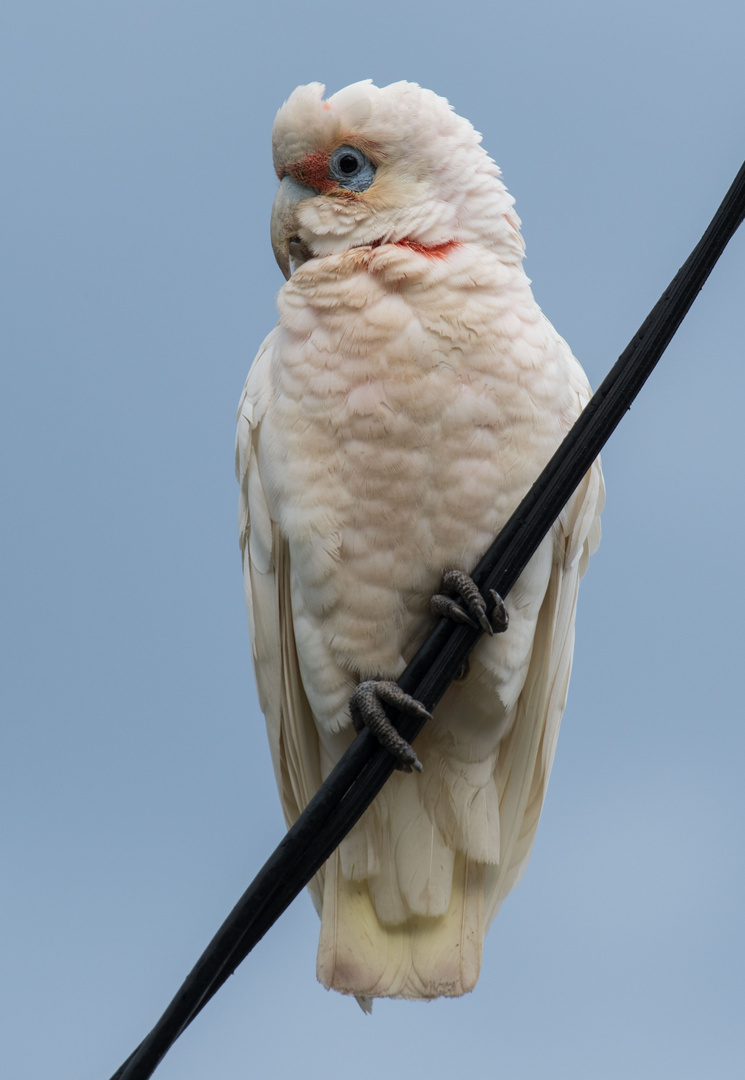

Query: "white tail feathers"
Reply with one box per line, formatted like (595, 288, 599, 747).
(317, 849, 484, 1000)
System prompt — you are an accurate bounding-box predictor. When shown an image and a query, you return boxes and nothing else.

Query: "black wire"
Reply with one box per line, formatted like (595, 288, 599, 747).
(109, 161, 745, 1080)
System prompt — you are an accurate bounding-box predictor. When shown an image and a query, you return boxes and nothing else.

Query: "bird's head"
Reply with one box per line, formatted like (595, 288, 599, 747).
(270, 80, 523, 279)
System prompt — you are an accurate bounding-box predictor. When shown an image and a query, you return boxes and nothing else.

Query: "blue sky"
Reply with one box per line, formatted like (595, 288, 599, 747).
(2, 2, 744, 1078)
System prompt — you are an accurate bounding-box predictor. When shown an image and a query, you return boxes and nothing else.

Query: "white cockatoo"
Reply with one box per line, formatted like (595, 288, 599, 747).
(236, 80, 604, 1006)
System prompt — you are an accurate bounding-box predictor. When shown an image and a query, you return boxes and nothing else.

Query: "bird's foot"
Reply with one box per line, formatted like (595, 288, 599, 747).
(349, 680, 430, 774)
(430, 569, 509, 636)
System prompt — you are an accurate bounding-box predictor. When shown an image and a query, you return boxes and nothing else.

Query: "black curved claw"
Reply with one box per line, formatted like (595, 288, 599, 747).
(430, 569, 509, 636)
(488, 588, 509, 634)
(349, 680, 430, 773)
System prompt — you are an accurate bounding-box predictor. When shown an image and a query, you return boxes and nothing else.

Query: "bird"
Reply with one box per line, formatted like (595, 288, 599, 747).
(236, 79, 604, 1007)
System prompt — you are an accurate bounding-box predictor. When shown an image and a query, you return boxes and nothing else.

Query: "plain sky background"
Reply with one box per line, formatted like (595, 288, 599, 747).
(2, 2, 744, 1078)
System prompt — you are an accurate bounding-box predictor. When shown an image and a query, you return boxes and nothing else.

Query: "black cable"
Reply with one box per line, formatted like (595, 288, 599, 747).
(110, 161, 745, 1080)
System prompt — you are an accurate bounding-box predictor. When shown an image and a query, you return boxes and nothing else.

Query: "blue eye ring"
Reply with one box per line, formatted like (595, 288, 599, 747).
(328, 145, 376, 192)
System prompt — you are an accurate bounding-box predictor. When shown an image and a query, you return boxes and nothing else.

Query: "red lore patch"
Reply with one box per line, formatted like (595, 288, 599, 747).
(283, 152, 336, 194)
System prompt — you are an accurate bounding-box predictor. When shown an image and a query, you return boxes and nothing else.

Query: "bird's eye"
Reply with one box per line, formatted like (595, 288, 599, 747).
(328, 145, 376, 192)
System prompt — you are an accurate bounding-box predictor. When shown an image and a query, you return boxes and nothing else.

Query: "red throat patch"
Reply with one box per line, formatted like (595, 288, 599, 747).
(393, 238, 460, 259)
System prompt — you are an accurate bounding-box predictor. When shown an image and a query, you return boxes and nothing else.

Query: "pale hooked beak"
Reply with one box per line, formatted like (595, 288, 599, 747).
(270, 175, 317, 280)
